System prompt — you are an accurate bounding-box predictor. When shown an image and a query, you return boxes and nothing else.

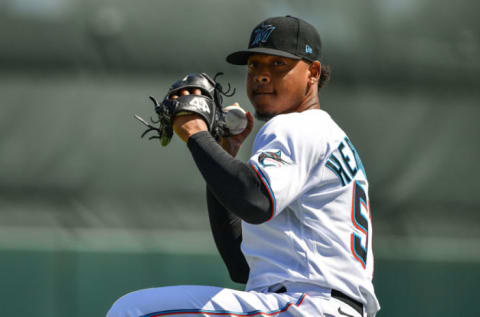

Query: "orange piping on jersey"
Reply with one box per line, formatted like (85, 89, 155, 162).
(250, 163, 276, 222)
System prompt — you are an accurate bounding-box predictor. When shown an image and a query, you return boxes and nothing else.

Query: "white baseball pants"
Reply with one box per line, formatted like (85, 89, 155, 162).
(106, 284, 363, 317)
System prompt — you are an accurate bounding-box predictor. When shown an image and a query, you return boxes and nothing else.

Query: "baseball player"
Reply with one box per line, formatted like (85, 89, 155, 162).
(108, 15, 380, 317)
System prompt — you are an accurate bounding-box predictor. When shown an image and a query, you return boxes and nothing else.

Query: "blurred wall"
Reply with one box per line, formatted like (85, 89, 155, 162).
(0, 0, 479, 316)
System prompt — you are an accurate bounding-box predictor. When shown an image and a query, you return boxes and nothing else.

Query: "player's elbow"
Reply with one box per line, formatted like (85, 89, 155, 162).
(228, 266, 249, 284)
(223, 253, 250, 284)
(241, 168, 274, 224)
(230, 273, 248, 284)
(235, 200, 271, 224)
(234, 188, 273, 224)
(240, 210, 270, 224)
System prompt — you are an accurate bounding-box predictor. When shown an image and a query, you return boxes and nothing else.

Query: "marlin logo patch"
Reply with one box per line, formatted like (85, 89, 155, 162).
(259, 151, 289, 167)
(250, 23, 276, 47)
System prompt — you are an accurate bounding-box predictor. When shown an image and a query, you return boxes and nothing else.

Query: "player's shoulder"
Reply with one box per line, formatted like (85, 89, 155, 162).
(253, 109, 339, 156)
(258, 109, 335, 139)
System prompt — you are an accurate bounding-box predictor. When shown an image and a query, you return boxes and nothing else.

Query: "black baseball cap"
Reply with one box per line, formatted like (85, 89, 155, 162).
(226, 15, 322, 65)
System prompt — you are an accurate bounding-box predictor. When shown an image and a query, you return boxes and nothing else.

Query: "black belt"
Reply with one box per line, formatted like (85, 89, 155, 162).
(274, 287, 363, 316)
(331, 289, 363, 316)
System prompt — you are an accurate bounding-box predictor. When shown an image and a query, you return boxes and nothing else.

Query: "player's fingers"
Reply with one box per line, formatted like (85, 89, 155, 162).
(238, 111, 254, 138)
(169, 88, 198, 100)
(244, 111, 254, 132)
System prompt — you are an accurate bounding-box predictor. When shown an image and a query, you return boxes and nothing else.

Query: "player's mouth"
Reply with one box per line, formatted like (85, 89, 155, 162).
(253, 92, 275, 105)
(250, 87, 277, 108)
(253, 89, 275, 96)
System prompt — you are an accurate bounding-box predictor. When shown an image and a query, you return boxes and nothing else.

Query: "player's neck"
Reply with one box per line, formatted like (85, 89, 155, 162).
(297, 90, 320, 113)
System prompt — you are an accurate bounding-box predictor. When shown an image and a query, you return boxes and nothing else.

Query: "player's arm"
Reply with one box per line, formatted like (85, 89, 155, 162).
(200, 111, 255, 283)
(206, 187, 249, 283)
(187, 131, 272, 224)
(172, 104, 272, 225)
(172, 97, 267, 282)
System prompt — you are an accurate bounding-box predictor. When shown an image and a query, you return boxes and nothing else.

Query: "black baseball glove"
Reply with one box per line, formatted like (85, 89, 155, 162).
(135, 72, 236, 146)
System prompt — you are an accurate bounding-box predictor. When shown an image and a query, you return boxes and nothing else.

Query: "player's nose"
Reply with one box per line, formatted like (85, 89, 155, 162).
(254, 73, 271, 84)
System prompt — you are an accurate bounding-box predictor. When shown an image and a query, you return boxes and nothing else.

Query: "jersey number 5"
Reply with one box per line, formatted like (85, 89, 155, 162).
(351, 181, 370, 269)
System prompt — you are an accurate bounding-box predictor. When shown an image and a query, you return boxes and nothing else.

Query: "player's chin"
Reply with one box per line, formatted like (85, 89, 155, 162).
(254, 110, 277, 121)
(253, 105, 280, 121)
(251, 95, 281, 121)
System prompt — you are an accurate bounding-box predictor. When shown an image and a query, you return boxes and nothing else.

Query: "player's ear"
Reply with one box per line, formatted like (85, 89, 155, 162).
(308, 61, 322, 84)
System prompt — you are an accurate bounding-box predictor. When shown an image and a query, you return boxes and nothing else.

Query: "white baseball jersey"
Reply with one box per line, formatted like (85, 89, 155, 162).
(245, 109, 380, 316)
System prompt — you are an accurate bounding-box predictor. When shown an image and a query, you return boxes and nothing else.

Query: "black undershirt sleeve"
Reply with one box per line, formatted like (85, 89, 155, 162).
(187, 131, 272, 284)
(187, 131, 272, 224)
(206, 187, 249, 284)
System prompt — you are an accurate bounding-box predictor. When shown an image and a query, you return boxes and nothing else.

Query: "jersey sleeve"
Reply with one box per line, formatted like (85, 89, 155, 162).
(249, 113, 327, 218)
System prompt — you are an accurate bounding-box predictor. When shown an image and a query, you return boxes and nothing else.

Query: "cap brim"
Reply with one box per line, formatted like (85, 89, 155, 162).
(226, 47, 301, 65)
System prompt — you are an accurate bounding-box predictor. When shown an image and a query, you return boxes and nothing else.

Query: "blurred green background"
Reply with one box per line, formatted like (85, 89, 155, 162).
(1, 0, 479, 316)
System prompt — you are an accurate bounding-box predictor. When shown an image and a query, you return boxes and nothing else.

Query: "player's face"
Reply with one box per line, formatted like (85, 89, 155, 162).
(246, 54, 311, 121)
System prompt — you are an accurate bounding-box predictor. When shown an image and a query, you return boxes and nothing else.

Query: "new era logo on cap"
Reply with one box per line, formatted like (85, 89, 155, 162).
(305, 44, 313, 54)
(226, 15, 322, 65)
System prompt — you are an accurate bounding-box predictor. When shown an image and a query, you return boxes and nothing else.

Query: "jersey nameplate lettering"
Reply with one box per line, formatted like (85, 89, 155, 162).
(326, 137, 366, 186)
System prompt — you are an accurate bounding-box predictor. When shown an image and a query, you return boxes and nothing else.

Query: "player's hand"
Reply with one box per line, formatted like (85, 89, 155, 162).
(219, 105, 254, 157)
(171, 89, 208, 142)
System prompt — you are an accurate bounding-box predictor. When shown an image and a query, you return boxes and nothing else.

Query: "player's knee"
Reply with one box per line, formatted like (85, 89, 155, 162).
(106, 291, 142, 317)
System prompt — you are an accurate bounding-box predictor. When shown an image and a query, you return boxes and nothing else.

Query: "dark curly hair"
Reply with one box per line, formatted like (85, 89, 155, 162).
(318, 64, 331, 89)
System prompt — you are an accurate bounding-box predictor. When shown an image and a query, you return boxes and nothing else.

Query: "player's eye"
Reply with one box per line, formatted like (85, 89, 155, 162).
(272, 60, 286, 66)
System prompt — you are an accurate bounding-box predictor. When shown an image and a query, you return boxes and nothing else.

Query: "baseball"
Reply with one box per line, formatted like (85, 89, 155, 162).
(224, 103, 248, 135)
